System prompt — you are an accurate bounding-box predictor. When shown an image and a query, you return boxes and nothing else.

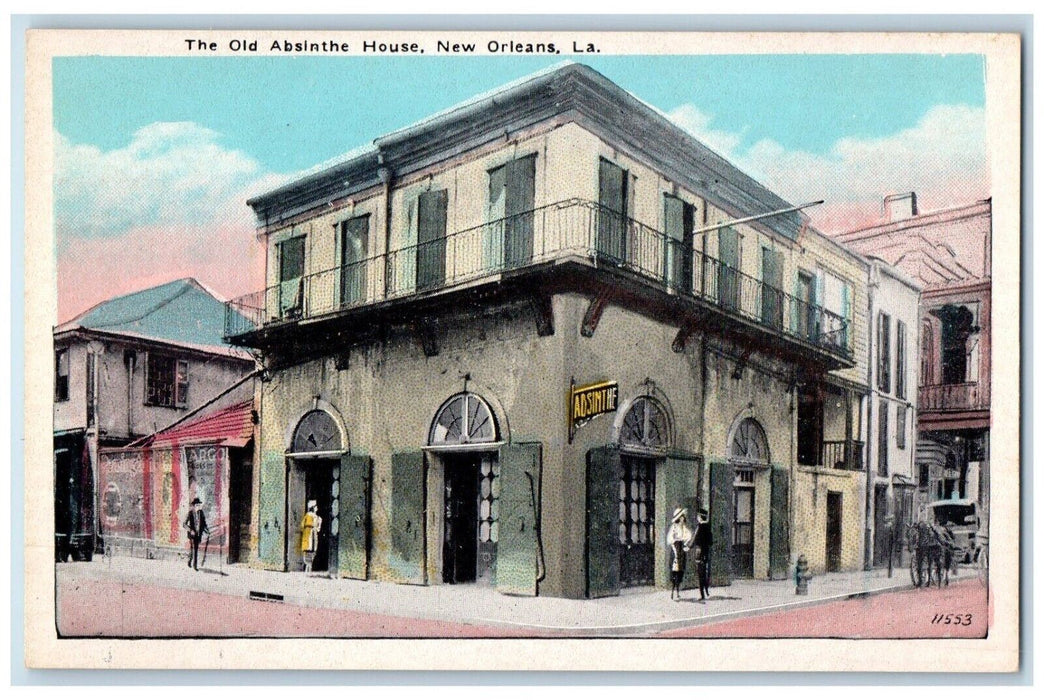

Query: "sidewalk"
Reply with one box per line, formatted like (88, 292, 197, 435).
(58, 555, 975, 636)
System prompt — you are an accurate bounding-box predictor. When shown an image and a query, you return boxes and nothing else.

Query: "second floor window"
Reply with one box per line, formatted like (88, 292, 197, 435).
(278, 236, 306, 317)
(341, 215, 370, 305)
(416, 189, 448, 290)
(896, 320, 907, 399)
(146, 354, 189, 408)
(489, 154, 536, 269)
(760, 246, 784, 329)
(597, 158, 629, 262)
(55, 349, 69, 402)
(663, 194, 697, 294)
(877, 312, 891, 393)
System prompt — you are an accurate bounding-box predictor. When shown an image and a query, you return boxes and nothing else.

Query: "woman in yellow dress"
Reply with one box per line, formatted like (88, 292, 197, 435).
(300, 500, 322, 572)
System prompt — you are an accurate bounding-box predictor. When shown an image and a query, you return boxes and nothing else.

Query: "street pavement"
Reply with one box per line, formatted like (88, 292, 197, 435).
(55, 554, 985, 638)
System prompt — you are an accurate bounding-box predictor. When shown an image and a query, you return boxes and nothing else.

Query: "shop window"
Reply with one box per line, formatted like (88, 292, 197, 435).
(618, 396, 670, 451)
(429, 392, 498, 446)
(145, 354, 189, 408)
(54, 348, 69, 402)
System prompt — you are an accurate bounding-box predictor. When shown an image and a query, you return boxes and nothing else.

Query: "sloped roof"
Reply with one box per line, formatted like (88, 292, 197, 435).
(57, 278, 252, 358)
(150, 399, 254, 448)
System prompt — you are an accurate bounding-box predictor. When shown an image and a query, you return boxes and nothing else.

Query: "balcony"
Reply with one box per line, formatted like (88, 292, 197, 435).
(919, 382, 989, 412)
(225, 199, 851, 361)
(807, 440, 865, 471)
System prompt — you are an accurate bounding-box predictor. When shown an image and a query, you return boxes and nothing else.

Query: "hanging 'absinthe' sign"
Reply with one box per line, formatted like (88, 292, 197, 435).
(569, 379, 619, 442)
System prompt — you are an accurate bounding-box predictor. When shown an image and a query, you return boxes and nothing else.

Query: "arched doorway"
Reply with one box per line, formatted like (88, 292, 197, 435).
(287, 409, 343, 573)
(429, 392, 500, 585)
(616, 396, 671, 587)
(728, 417, 770, 578)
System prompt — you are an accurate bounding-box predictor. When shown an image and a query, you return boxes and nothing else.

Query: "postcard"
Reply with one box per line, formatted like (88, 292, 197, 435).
(23, 28, 1020, 672)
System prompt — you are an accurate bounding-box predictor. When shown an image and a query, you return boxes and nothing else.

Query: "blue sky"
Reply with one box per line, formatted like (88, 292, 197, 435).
(53, 54, 989, 320)
(54, 54, 985, 171)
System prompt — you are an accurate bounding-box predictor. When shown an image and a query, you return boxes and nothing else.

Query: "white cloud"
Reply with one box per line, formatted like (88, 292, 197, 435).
(666, 104, 746, 160)
(667, 103, 989, 231)
(55, 122, 276, 241)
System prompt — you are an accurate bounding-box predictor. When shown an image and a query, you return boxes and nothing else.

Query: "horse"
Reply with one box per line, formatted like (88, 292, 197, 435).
(907, 521, 946, 588)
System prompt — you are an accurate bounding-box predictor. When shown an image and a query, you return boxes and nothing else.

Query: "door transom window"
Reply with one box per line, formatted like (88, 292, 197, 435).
(619, 396, 670, 451)
(729, 417, 770, 464)
(292, 410, 342, 454)
(429, 392, 498, 445)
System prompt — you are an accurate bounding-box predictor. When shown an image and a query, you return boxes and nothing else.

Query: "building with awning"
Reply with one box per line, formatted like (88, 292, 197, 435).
(97, 399, 256, 564)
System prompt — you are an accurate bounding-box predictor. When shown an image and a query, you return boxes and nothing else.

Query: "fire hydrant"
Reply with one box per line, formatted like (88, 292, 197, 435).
(795, 554, 812, 595)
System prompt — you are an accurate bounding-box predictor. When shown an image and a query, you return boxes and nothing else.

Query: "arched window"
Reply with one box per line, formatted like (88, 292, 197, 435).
(429, 393, 498, 446)
(729, 417, 770, 464)
(291, 410, 342, 454)
(619, 396, 670, 450)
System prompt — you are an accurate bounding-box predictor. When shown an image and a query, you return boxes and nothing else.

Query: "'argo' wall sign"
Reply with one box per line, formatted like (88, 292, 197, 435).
(569, 378, 619, 443)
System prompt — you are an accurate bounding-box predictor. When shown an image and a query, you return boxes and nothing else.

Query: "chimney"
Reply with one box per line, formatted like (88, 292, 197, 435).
(883, 192, 918, 221)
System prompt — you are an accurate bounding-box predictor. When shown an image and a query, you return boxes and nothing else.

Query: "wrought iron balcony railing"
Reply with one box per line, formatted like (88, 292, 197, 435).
(918, 382, 989, 412)
(813, 439, 865, 471)
(225, 198, 851, 358)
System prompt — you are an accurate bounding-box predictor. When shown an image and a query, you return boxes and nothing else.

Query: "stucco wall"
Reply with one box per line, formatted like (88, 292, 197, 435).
(53, 337, 252, 441)
(791, 467, 865, 574)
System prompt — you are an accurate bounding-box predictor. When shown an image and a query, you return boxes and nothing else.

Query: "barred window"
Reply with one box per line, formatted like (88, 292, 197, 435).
(146, 354, 188, 408)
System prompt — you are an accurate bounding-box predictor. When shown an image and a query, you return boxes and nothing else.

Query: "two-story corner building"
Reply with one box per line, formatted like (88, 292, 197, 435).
(53, 278, 256, 561)
(226, 62, 869, 599)
(833, 195, 991, 524)
(862, 259, 922, 568)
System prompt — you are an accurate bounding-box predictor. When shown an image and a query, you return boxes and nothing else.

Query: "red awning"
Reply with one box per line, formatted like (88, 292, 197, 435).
(150, 400, 254, 448)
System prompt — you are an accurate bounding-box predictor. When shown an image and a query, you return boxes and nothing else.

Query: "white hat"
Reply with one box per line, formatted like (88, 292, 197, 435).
(672, 507, 687, 522)
(307, 500, 317, 509)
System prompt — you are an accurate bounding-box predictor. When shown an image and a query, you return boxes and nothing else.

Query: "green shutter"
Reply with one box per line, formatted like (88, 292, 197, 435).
(661, 453, 701, 590)
(257, 449, 286, 567)
(390, 451, 426, 584)
(504, 155, 536, 267)
(496, 443, 542, 596)
(586, 446, 621, 598)
(769, 466, 790, 580)
(337, 454, 372, 580)
(664, 195, 684, 288)
(761, 247, 784, 329)
(708, 461, 734, 587)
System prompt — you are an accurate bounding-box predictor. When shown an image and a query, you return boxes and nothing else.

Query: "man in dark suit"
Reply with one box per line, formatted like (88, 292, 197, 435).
(694, 508, 712, 600)
(184, 497, 209, 571)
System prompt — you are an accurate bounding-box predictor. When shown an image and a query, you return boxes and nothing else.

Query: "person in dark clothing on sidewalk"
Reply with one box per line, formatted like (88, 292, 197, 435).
(693, 508, 712, 600)
(184, 497, 209, 571)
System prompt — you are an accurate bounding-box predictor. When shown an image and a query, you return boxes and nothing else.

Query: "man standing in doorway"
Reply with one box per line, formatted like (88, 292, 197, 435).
(184, 497, 209, 571)
(694, 508, 712, 600)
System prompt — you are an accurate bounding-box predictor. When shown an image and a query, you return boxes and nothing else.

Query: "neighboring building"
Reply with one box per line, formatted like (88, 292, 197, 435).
(863, 259, 922, 568)
(97, 400, 256, 564)
(226, 63, 870, 598)
(53, 278, 256, 561)
(834, 196, 991, 525)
